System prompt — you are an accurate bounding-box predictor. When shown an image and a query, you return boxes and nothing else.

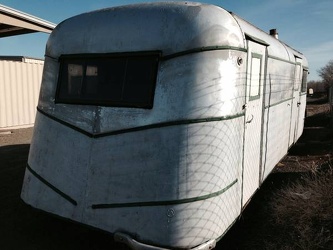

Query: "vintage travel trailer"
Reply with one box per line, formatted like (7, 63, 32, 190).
(21, 2, 308, 249)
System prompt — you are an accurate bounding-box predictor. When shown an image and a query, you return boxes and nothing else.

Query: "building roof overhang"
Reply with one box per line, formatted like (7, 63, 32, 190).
(0, 4, 55, 38)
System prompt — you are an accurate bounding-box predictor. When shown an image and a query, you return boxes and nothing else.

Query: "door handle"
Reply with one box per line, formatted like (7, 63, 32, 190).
(297, 102, 301, 107)
(246, 114, 254, 124)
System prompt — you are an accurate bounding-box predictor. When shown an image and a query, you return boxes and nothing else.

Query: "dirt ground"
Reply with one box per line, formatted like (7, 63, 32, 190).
(0, 97, 331, 250)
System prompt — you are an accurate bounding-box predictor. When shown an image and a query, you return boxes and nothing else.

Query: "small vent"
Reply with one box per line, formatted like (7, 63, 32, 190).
(269, 29, 278, 39)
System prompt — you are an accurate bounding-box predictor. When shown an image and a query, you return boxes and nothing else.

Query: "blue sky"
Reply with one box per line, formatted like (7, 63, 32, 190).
(0, 0, 332, 81)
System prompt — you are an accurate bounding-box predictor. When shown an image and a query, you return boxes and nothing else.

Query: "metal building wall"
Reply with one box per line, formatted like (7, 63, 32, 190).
(0, 58, 43, 130)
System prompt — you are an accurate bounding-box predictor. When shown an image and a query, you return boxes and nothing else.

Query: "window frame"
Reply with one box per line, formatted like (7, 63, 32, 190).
(301, 69, 308, 93)
(55, 51, 161, 109)
(249, 53, 262, 101)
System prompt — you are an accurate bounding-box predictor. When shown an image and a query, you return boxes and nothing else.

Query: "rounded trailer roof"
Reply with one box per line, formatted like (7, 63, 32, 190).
(232, 13, 308, 68)
(46, 2, 245, 58)
(46, 1, 307, 68)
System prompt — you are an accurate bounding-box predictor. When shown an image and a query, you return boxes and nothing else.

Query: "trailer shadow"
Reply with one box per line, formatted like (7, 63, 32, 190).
(0, 144, 129, 250)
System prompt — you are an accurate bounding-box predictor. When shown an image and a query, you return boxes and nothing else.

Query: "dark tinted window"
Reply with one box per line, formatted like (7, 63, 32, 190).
(56, 52, 159, 108)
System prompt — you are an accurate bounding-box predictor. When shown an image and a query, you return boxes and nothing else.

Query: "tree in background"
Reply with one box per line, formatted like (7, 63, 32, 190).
(318, 60, 333, 86)
(307, 80, 325, 95)
(318, 60, 333, 126)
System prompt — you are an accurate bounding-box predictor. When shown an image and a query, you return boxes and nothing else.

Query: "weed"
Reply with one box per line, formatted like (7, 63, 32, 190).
(270, 161, 333, 249)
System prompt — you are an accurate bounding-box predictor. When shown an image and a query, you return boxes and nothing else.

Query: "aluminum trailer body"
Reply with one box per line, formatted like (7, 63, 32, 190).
(21, 2, 308, 249)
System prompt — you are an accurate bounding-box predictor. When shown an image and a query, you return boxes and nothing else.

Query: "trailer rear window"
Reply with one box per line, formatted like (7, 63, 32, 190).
(56, 52, 160, 108)
(301, 69, 308, 93)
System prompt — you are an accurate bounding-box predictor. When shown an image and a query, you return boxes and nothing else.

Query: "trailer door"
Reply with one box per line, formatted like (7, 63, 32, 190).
(242, 40, 266, 206)
(294, 58, 307, 142)
(289, 58, 302, 146)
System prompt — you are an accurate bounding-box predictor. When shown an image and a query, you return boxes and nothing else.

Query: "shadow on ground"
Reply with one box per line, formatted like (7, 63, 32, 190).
(0, 144, 128, 250)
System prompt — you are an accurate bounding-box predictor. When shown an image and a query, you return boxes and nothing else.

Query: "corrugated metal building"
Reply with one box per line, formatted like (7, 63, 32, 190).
(0, 56, 43, 129)
(0, 4, 55, 130)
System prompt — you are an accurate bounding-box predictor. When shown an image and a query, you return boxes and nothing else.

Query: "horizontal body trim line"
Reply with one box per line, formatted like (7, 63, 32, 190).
(268, 55, 299, 65)
(26, 164, 78, 206)
(37, 107, 245, 138)
(264, 97, 294, 109)
(92, 179, 238, 209)
(45, 46, 247, 62)
(162, 46, 247, 60)
(58, 51, 162, 60)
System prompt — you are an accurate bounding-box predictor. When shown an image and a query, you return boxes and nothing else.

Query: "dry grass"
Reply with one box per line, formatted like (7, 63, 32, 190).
(269, 160, 333, 250)
(306, 103, 331, 117)
(263, 98, 333, 249)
